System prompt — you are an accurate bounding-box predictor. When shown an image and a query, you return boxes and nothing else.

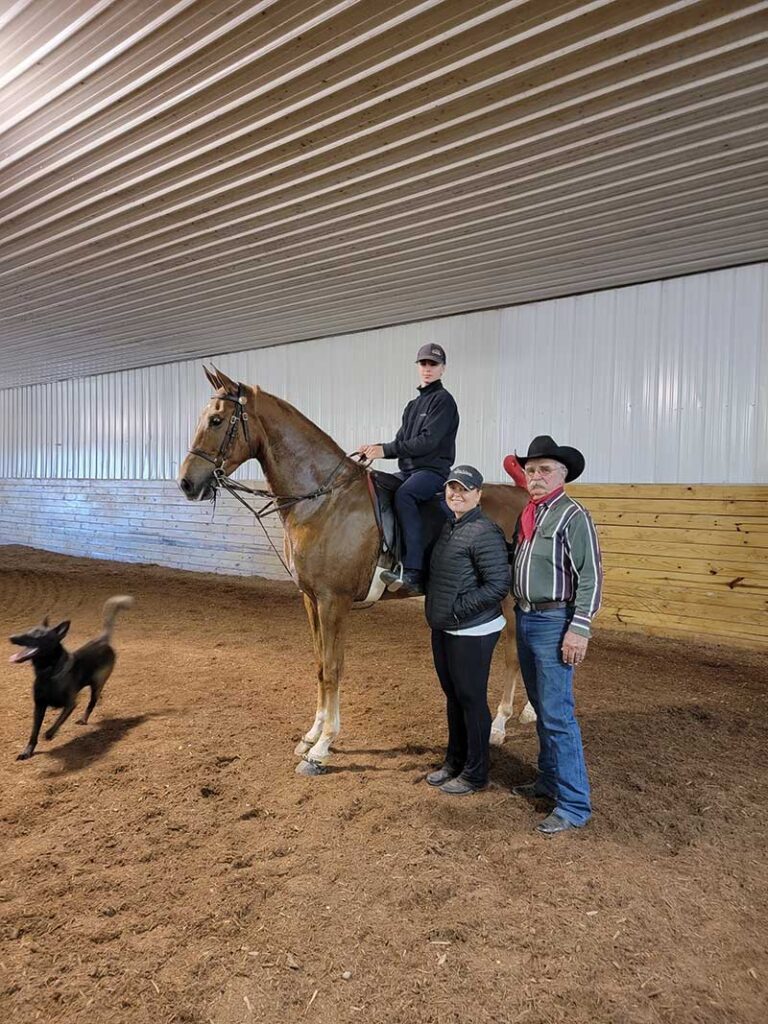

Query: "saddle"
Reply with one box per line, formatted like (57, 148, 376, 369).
(366, 471, 446, 572)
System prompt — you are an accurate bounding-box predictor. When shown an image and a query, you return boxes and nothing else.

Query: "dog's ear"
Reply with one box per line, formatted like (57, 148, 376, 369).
(54, 620, 70, 640)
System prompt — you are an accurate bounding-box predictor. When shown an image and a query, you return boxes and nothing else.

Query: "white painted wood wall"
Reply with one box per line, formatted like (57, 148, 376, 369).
(0, 480, 286, 579)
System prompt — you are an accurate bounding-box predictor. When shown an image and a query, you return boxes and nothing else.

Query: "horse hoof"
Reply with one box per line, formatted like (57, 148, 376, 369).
(295, 758, 327, 777)
(293, 739, 312, 756)
(489, 727, 506, 747)
(520, 702, 537, 724)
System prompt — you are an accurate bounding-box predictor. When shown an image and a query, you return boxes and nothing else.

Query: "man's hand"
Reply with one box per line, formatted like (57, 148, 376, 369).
(358, 444, 384, 461)
(561, 630, 589, 667)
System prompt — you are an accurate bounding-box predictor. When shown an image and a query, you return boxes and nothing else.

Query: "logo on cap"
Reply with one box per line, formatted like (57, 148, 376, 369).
(415, 343, 446, 364)
(447, 464, 483, 489)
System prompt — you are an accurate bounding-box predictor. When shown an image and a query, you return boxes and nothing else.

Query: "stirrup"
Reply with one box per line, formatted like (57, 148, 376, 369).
(382, 563, 404, 592)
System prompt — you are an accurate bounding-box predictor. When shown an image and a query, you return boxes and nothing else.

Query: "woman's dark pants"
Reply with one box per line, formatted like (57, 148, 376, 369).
(431, 629, 500, 788)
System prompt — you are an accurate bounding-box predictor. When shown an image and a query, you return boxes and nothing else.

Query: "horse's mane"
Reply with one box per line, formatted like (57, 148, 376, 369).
(256, 387, 348, 460)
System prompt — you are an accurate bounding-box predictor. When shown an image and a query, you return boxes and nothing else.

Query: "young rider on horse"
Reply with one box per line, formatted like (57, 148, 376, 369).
(359, 343, 460, 596)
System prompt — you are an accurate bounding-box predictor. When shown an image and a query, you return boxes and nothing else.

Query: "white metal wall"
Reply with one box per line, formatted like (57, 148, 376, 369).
(1, 264, 768, 487)
(1, 264, 766, 485)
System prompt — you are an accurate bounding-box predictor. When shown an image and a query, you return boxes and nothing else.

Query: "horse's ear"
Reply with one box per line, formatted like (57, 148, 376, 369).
(203, 365, 220, 390)
(211, 365, 239, 395)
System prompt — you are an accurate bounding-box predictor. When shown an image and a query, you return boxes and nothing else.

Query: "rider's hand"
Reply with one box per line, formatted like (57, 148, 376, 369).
(359, 444, 384, 460)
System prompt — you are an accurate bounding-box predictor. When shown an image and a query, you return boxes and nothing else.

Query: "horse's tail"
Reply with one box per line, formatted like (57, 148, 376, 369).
(100, 595, 134, 642)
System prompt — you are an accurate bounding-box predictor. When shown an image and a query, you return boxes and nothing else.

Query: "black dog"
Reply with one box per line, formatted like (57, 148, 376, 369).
(9, 595, 133, 760)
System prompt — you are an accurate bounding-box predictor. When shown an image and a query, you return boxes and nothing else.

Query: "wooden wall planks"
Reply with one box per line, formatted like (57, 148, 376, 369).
(569, 484, 768, 649)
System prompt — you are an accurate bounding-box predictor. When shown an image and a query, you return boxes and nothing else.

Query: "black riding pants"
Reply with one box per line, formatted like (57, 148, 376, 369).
(431, 629, 500, 788)
(394, 470, 447, 570)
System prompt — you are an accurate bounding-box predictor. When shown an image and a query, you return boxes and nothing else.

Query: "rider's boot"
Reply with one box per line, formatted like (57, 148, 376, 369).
(381, 568, 424, 596)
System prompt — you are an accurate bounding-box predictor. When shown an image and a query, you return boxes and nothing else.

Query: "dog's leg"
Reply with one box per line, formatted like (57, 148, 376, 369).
(77, 684, 102, 725)
(17, 702, 46, 760)
(44, 701, 77, 741)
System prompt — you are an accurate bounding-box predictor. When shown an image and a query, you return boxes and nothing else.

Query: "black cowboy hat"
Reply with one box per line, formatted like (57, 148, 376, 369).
(516, 435, 585, 482)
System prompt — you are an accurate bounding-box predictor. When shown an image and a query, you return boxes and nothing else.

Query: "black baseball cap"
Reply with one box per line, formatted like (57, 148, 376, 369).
(415, 343, 446, 364)
(446, 465, 483, 490)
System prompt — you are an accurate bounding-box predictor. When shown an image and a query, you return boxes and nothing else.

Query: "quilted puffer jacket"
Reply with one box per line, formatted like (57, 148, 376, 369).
(425, 506, 510, 630)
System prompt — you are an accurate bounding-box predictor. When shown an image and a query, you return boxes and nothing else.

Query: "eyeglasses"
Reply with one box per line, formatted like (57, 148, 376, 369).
(524, 464, 562, 478)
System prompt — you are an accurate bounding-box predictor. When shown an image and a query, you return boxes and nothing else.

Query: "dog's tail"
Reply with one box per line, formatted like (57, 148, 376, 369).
(100, 595, 134, 641)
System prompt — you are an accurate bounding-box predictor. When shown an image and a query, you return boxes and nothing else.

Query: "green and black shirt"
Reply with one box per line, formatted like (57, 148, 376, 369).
(510, 491, 603, 638)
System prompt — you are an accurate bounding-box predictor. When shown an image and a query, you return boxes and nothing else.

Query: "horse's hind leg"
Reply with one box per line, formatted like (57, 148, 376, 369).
(490, 599, 536, 746)
(294, 594, 325, 757)
(296, 594, 350, 775)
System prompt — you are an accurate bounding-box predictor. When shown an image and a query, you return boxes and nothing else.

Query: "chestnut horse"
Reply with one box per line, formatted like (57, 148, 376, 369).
(178, 366, 531, 775)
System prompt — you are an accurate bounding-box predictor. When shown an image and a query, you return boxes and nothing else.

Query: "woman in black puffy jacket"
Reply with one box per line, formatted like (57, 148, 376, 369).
(424, 464, 510, 795)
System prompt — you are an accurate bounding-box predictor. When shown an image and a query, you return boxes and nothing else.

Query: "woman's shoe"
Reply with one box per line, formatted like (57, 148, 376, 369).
(426, 766, 456, 787)
(439, 776, 486, 796)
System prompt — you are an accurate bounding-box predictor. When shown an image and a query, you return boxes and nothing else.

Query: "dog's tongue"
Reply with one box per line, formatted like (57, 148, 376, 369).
(9, 648, 35, 663)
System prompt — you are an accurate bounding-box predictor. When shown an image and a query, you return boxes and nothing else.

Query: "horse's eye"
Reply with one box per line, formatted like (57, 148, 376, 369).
(210, 415, 223, 427)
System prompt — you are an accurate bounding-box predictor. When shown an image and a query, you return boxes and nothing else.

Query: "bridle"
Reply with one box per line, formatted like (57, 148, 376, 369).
(188, 385, 252, 473)
(186, 386, 365, 574)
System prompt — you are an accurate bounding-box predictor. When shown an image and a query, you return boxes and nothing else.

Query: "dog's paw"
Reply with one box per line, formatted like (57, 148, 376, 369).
(16, 749, 33, 761)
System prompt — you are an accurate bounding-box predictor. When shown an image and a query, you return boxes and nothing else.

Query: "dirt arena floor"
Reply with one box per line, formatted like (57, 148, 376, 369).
(0, 546, 766, 1024)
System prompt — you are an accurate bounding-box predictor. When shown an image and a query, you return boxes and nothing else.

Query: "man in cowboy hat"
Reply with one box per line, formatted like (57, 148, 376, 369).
(503, 436, 603, 835)
(359, 343, 459, 596)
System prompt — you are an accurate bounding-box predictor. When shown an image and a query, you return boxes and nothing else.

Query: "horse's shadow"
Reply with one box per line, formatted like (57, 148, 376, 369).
(489, 742, 537, 787)
(322, 742, 443, 774)
(38, 714, 150, 775)
(337, 743, 440, 758)
(324, 739, 534, 780)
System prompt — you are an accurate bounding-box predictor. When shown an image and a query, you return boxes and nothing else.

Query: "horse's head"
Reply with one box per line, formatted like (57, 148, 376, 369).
(178, 365, 260, 500)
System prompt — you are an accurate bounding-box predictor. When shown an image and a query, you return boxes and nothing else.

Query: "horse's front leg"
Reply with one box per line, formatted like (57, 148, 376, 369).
(296, 594, 350, 776)
(294, 593, 325, 757)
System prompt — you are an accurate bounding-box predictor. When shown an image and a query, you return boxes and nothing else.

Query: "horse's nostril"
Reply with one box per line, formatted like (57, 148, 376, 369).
(180, 477, 191, 493)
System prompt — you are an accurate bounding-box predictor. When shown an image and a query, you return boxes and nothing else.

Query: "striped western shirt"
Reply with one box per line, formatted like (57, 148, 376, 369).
(511, 490, 603, 638)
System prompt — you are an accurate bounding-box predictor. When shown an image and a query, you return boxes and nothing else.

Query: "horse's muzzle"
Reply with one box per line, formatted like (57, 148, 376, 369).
(178, 475, 215, 501)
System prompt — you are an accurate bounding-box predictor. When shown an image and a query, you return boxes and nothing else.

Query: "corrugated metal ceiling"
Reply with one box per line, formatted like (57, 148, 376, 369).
(1, 0, 767, 389)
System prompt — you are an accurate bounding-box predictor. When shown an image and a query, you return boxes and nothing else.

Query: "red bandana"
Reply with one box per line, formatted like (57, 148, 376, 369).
(519, 486, 564, 543)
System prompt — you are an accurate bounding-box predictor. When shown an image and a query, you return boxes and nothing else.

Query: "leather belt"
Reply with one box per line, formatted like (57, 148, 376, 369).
(516, 600, 570, 613)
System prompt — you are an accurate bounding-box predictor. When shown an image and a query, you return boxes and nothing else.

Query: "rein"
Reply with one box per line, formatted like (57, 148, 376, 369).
(188, 388, 365, 577)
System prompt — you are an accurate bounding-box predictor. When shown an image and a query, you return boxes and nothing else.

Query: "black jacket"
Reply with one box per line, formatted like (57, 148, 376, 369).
(425, 507, 511, 631)
(381, 379, 459, 478)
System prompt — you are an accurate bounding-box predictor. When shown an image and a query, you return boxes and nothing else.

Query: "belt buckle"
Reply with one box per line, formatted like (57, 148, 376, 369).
(518, 599, 532, 613)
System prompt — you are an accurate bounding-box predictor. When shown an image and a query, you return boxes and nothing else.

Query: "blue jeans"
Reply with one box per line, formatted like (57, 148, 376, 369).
(394, 470, 446, 571)
(515, 607, 591, 826)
